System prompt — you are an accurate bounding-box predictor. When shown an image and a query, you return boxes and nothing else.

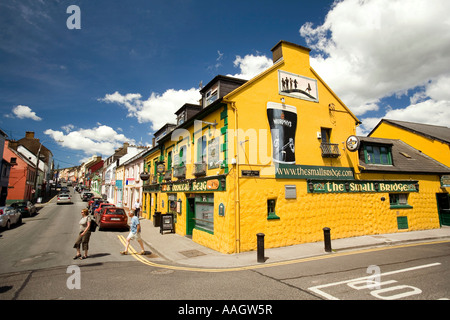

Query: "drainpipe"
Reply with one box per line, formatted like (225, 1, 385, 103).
(224, 99, 240, 253)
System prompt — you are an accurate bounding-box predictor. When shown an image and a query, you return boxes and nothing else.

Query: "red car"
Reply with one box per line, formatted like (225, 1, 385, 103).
(96, 207, 128, 231)
(93, 202, 115, 216)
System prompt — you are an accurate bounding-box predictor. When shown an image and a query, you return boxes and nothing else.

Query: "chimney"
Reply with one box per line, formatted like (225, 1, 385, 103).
(25, 131, 35, 139)
(270, 40, 311, 63)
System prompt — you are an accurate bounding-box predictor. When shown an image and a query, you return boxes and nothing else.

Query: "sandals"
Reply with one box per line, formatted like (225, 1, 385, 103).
(120, 251, 145, 255)
(73, 254, 81, 260)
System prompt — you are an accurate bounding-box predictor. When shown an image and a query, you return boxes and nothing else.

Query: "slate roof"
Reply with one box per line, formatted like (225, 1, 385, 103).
(369, 119, 450, 145)
(358, 136, 450, 174)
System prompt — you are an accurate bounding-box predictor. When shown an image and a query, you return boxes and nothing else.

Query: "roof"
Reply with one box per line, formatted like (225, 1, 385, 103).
(199, 75, 247, 94)
(358, 136, 450, 174)
(369, 119, 450, 145)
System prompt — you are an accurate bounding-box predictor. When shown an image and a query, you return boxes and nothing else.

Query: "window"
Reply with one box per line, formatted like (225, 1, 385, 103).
(364, 145, 392, 165)
(195, 194, 214, 233)
(205, 85, 218, 106)
(389, 193, 413, 209)
(267, 199, 279, 219)
(197, 136, 207, 163)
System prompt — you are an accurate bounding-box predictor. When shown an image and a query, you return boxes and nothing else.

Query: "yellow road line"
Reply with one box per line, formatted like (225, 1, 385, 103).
(117, 235, 450, 273)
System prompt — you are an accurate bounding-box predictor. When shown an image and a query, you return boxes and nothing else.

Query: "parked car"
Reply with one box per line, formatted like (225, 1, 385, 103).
(60, 186, 70, 194)
(81, 192, 94, 201)
(10, 201, 37, 217)
(0, 206, 22, 230)
(96, 207, 128, 231)
(87, 197, 103, 210)
(57, 193, 73, 205)
(93, 202, 115, 216)
(90, 199, 106, 214)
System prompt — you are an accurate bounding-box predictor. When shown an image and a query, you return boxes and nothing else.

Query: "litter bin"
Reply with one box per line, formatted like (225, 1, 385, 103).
(153, 212, 161, 227)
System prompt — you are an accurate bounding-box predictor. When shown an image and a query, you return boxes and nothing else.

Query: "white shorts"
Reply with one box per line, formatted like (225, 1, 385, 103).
(127, 232, 142, 241)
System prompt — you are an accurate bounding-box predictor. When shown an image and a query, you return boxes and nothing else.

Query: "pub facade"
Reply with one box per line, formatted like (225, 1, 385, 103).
(141, 40, 450, 253)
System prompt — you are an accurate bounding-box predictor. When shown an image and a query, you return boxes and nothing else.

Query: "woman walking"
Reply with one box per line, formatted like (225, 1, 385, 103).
(73, 209, 91, 260)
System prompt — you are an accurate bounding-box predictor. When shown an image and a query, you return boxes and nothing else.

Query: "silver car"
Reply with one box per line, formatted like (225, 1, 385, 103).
(57, 193, 73, 205)
(0, 206, 22, 230)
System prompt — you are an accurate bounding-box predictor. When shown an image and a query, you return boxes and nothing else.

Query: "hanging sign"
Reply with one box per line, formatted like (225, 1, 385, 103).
(346, 135, 360, 152)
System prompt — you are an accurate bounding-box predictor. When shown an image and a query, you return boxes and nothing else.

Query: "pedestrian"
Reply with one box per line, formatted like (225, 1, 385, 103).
(134, 198, 141, 218)
(73, 209, 91, 260)
(120, 210, 145, 255)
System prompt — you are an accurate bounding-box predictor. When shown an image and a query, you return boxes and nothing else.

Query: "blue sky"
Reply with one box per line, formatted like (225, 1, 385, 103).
(1, 0, 450, 169)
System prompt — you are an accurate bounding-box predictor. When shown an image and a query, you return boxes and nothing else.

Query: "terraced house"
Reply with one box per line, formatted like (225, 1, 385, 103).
(139, 41, 450, 254)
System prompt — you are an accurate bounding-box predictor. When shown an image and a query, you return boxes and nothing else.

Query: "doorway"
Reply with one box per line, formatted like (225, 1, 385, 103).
(186, 197, 195, 237)
(436, 193, 450, 226)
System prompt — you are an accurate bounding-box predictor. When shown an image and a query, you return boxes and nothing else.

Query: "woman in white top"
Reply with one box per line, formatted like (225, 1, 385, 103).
(73, 209, 91, 260)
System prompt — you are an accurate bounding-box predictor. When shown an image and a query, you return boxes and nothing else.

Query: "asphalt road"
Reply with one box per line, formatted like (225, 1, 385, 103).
(1, 188, 450, 309)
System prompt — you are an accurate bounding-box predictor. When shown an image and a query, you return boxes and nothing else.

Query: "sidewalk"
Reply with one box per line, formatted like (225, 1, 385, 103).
(136, 214, 450, 268)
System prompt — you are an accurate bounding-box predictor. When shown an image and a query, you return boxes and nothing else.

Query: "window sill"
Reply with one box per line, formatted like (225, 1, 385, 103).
(267, 213, 280, 220)
(390, 204, 413, 209)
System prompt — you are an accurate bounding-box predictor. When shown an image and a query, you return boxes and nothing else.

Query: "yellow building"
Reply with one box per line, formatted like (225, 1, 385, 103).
(141, 40, 450, 254)
(369, 119, 450, 167)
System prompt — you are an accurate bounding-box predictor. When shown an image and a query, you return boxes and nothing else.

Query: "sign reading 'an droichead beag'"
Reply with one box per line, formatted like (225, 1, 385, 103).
(276, 164, 354, 180)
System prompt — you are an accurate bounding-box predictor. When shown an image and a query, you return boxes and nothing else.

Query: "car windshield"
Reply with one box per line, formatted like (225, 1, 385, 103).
(104, 208, 125, 215)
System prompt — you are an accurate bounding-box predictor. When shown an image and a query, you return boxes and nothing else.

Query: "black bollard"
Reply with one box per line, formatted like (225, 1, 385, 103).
(257, 233, 265, 263)
(323, 227, 332, 252)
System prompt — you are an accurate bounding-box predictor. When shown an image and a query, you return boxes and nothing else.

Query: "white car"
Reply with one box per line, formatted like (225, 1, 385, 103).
(0, 206, 22, 230)
(57, 193, 73, 205)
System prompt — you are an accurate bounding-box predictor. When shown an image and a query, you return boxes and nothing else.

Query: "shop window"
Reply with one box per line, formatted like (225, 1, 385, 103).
(195, 194, 214, 233)
(389, 193, 413, 209)
(267, 199, 280, 220)
(364, 145, 392, 165)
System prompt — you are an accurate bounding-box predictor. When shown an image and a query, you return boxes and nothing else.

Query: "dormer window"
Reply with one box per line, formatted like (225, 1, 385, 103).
(177, 111, 185, 125)
(206, 85, 218, 106)
(364, 144, 392, 165)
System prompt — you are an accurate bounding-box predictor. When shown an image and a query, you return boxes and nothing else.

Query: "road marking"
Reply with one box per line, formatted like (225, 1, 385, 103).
(308, 262, 441, 300)
(117, 235, 449, 273)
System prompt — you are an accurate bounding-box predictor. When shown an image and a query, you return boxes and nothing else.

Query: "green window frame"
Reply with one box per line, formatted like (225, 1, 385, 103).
(389, 193, 413, 209)
(364, 145, 392, 165)
(267, 199, 280, 220)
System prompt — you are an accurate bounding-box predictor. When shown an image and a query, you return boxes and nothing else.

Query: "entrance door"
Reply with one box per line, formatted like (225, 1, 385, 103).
(437, 193, 450, 226)
(186, 198, 195, 236)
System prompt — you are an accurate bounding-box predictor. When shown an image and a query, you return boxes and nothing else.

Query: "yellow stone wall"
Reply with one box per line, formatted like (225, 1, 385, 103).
(233, 173, 442, 252)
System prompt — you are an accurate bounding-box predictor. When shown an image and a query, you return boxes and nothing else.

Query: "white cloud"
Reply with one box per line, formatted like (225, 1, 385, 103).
(11, 105, 42, 121)
(358, 98, 450, 135)
(44, 125, 134, 160)
(300, 0, 450, 121)
(228, 54, 273, 80)
(100, 88, 201, 131)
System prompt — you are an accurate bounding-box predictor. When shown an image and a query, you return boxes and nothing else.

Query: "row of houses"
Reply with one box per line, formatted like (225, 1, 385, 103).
(59, 40, 450, 254)
(1, 131, 54, 206)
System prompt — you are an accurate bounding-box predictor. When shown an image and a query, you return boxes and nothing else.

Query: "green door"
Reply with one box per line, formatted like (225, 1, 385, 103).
(437, 193, 450, 226)
(186, 198, 195, 236)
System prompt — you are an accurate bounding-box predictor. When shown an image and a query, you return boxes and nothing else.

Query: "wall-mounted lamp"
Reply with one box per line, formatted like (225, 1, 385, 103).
(281, 97, 285, 104)
(308, 181, 314, 192)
